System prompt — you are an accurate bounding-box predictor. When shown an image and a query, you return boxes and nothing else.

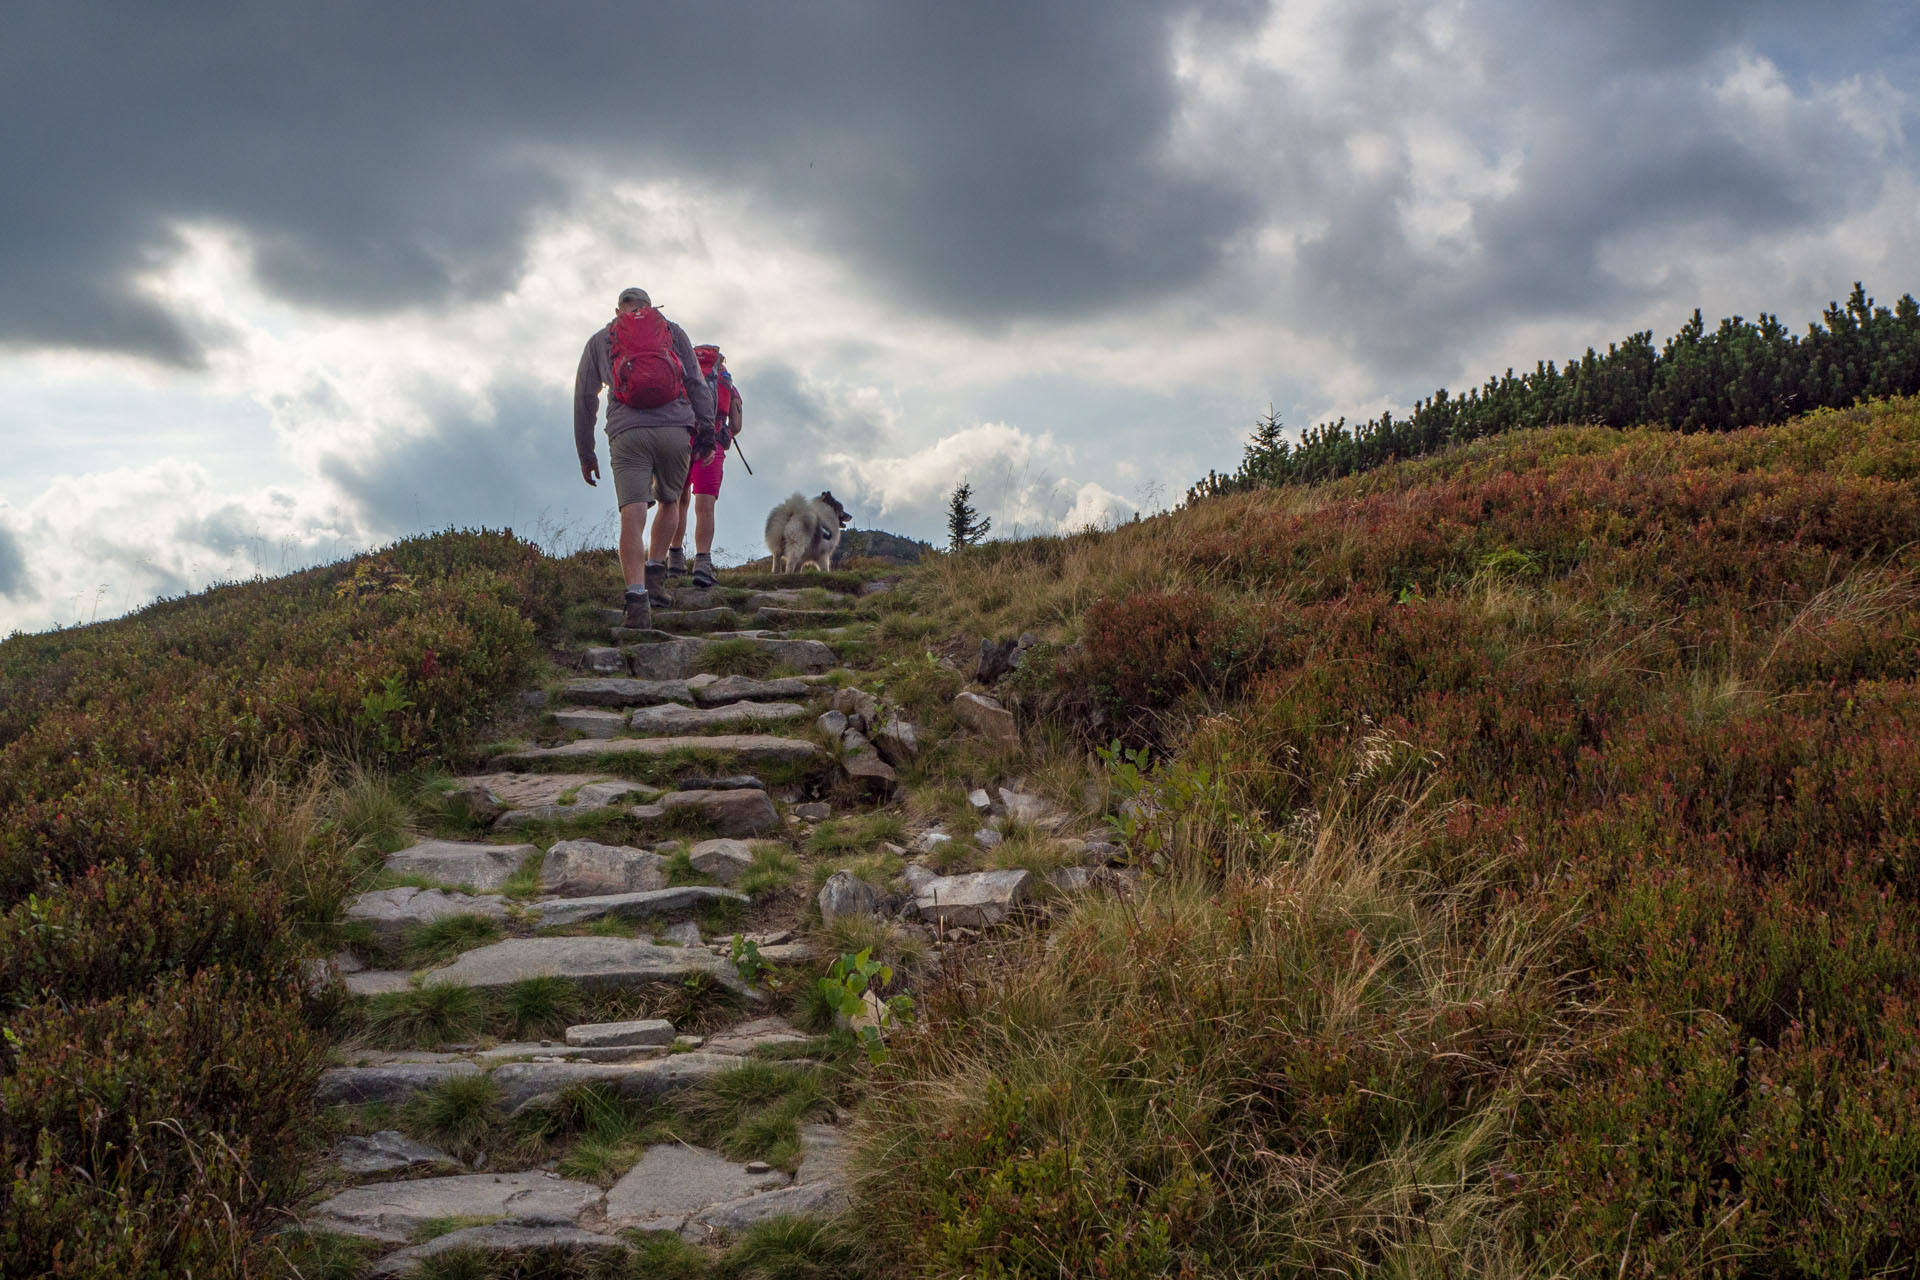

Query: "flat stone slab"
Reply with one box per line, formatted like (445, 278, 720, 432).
(915, 868, 1034, 928)
(605, 1144, 791, 1232)
(369, 1222, 629, 1278)
(345, 886, 509, 947)
(683, 1179, 845, 1241)
(303, 1173, 604, 1245)
(743, 588, 857, 608)
(753, 607, 851, 628)
(540, 839, 667, 896)
(492, 1052, 740, 1112)
(496, 781, 661, 830)
(315, 1062, 481, 1106)
(652, 607, 744, 631)
(622, 638, 709, 680)
(742, 638, 837, 672)
(628, 701, 808, 734)
(703, 1016, 810, 1056)
(332, 1130, 456, 1176)
(795, 1124, 846, 1184)
(694, 675, 824, 705)
(566, 1017, 676, 1048)
(581, 646, 628, 674)
(527, 885, 746, 928)
(475, 1042, 666, 1064)
(384, 839, 537, 892)
(553, 707, 626, 738)
(631, 788, 781, 838)
(421, 937, 759, 1000)
(561, 677, 696, 707)
(494, 735, 826, 768)
(343, 969, 414, 997)
(455, 773, 611, 808)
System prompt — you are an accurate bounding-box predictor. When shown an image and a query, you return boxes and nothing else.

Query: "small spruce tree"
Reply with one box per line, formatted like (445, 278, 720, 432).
(946, 482, 992, 551)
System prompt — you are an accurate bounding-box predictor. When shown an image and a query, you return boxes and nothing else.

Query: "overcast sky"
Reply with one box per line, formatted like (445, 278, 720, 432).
(3, 1, 1917, 633)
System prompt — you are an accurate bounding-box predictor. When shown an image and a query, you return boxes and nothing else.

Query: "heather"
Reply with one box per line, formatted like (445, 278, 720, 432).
(859, 400, 1920, 1277)
(0, 529, 568, 1275)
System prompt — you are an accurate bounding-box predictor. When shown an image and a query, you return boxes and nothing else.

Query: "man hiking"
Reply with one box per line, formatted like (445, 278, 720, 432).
(573, 286, 716, 629)
(667, 343, 744, 589)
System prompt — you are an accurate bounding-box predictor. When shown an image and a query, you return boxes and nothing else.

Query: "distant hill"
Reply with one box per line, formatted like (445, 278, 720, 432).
(833, 528, 932, 566)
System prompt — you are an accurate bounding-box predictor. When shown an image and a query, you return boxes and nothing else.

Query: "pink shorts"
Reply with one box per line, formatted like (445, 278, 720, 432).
(687, 445, 726, 497)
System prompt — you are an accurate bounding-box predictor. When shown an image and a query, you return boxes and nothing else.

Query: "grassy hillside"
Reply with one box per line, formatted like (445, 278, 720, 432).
(4, 401, 1917, 1278)
(0, 530, 598, 1274)
(854, 398, 1920, 1277)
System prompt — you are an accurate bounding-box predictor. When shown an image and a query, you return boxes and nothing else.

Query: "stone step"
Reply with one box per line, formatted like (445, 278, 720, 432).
(649, 606, 745, 631)
(343, 969, 414, 997)
(491, 1051, 740, 1111)
(453, 772, 618, 807)
(332, 1130, 457, 1176)
(525, 885, 745, 929)
(551, 707, 625, 738)
(538, 839, 666, 897)
(632, 787, 780, 838)
(752, 606, 852, 628)
(381, 840, 539, 893)
(626, 700, 807, 735)
(914, 868, 1034, 928)
(607, 634, 839, 677)
(316, 1062, 482, 1106)
(493, 734, 825, 769)
(369, 1222, 628, 1279)
(474, 1041, 667, 1064)
(683, 1179, 845, 1242)
(419, 937, 761, 1001)
(302, 1172, 605, 1244)
(605, 1143, 790, 1233)
(492, 780, 662, 830)
(560, 676, 699, 707)
(346, 886, 509, 948)
(692, 674, 827, 705)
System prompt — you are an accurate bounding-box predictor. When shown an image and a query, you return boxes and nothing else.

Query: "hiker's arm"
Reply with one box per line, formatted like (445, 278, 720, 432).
(728, 389, 742, 437)
(573, 336, 604, 482)
(676, 328, 716, 430)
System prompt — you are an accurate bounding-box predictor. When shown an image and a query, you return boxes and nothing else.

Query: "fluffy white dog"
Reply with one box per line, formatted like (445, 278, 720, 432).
(764, 491, 852, 573)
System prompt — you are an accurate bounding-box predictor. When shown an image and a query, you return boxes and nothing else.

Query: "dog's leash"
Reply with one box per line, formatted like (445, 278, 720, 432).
(727, 432, 754, 476)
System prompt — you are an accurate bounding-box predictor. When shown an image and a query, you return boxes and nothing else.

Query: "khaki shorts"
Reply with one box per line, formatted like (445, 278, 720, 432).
(610, 426, 691, 510)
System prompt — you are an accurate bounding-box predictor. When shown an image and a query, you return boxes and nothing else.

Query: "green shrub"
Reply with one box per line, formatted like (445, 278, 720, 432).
(361, 983, 484, 1049)
(403, 1073, 503, 1156)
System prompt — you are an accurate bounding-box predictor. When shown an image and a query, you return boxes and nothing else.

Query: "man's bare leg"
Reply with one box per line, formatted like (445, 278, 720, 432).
(618, 501, 649, 588)
(649, 497, 683, 563)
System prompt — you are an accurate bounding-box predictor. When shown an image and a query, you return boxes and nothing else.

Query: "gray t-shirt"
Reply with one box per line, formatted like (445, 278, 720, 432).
(572, 315, 717, 466)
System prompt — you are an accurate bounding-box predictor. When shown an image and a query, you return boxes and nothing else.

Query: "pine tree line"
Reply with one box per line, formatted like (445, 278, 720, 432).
(1189, 283, 1920, 501)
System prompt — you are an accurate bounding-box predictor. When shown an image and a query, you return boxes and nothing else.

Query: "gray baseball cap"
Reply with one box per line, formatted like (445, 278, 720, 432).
(617, 286, 652, 308)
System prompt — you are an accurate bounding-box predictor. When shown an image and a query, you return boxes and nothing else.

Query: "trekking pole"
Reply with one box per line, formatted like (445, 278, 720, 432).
(728, 433, 754, 476)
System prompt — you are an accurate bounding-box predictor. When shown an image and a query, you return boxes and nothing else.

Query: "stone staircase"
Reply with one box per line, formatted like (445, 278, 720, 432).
(300, 578, 871, 1276)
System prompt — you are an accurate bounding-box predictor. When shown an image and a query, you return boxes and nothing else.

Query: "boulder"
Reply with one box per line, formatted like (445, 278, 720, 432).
(792, 801, 832, 822)
(368, 1223, 629, 1278)
(829, 687, 880, 730)
(974, 828, 1004, 849)
(688, 838, 755, 884)
(565, 1018, 676, 1049)
(624, 638, 710, 681)
(540, 840, 667, 897)
(952, 692, 1018, 745)
(912, 831, 953, 855)
(660, 920, 703, 946)
(421, 938, 760, 1000)
(839, 737, 898, 799)
(873, 716, 920, 767)
(815, 709, 849, 738)
(581, 646, 627, 674)
(633, 788, 780, 838)
(968, 787, 993, 814)
(914, 869, 1034, 928)
(331, 1130, 455, 1176)
(441, 783, 504, 821)
(818, 870, 880, 923)
(628, 701, 807, 734)
(604, 1143, 791, 1233)
(749, 638, 838, 673)
(383, 840, 536, 892)
(999, 787, 1070, 830)
(302, 1173, 604, 1245)
(315, 1063, 481, 1106)
(902, 863, 939, 895)
(345, 886, 509, 948)
(525, 885, 745, 929)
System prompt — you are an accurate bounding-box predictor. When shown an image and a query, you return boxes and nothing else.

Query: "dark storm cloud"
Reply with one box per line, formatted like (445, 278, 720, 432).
(0, 525, 30, 600)
(2, 0, 1258, 363)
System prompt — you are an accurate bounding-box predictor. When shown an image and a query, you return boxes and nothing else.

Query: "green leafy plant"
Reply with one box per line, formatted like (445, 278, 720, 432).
(817, 948, 914, 1063)
(358, 672, 416, 754)
(731, 934, 773, 988)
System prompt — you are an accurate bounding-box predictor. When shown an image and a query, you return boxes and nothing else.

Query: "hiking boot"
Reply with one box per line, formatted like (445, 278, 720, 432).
(666, 547, 688, 576)
(644, 562, 674, 609)
(621, 592, 651, 631)
(691, 555, 717, 589)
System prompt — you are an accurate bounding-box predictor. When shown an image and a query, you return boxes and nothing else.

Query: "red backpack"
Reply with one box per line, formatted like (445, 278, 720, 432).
(608, 308, 685, 410)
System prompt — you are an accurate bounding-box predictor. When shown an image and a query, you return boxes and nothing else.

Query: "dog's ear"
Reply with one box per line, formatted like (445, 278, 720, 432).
(819, 491, 852, 525)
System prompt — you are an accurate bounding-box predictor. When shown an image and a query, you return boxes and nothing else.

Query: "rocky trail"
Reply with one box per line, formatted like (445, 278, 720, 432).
(295, 575, 1127, 1276)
